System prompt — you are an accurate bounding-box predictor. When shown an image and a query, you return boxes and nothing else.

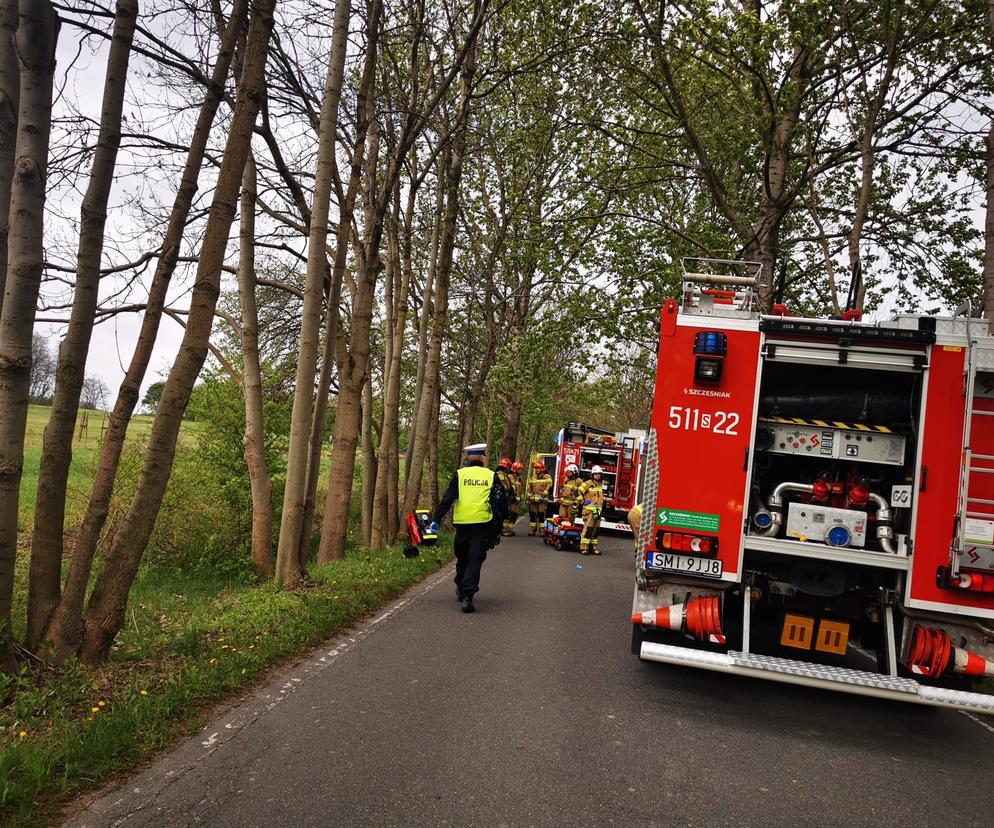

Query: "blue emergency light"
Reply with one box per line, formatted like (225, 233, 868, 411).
(693, 331, 727, 356)
(693, 331, 727, 383)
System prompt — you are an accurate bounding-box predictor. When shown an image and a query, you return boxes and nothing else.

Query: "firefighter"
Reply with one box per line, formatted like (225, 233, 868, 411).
(579, 465, 606, 555)
(429, 443, 504, 613)
(559, 463, 582, 521)
(628, 503, 643, 550)
(526, 460, 553, 535)
(508, 461, 525, 531)
(496, 457, 517, 536)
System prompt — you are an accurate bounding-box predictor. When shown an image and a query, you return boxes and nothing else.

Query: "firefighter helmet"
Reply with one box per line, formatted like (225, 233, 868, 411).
(591, 465, 603, 475)
(566, 463, 579, 476)
(499, 456, 512, 469)
(532, 460, 546, 472)
(511, 460, 525, 473)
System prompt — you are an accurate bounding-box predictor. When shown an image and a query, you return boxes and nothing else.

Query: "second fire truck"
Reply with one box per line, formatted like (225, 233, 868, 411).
(534, 423, 646, 532)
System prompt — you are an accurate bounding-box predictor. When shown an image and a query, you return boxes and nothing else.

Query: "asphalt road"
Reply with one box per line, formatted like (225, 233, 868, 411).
(68, 525, 994, 827)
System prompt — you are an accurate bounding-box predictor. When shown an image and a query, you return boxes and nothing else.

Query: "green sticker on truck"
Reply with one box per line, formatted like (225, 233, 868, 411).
(657, 508, 720, 533)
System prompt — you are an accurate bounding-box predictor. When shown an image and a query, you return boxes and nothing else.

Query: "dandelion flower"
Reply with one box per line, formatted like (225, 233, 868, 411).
(18, 731, 26, 738)
(139, 690, 149, 696)
(98, 700, 106, 707)
(91, 706, 100, 713)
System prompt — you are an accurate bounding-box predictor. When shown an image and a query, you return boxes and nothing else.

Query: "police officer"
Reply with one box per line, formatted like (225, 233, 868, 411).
(579, 465, 606, 555)
(429, 443, 503, 613)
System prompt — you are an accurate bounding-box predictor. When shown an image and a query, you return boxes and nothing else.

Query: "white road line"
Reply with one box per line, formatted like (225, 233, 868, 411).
(960, 710, 994, 736)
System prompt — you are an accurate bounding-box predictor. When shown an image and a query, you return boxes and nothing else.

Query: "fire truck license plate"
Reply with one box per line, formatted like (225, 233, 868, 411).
(645, 552, 723, 579)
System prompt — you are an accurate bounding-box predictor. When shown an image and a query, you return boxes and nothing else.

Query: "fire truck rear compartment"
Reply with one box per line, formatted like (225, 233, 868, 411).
(749, 360, 920, 553)
(742, 358, 920, 668)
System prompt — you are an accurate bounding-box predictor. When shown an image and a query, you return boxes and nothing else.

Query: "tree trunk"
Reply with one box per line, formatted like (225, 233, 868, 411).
(400, 44, 476, 516)
(79, 0, 276, 664)
(238, 154, 273, 577)
(428, 383, 441, 507)
(274, 0, 352, 585)
(296, 272, 339, 571)
(361, 375, 375, 547)
(45, 0, 247, 661)
(315, 0, 387, 564)
(500, 394, 522, 461)
(26, 0, 137, 651)
(0, 0, 19, 322)
(403, 174, 442, 487)
(0, 0, 58, 671)
(371, 186, 411, 548)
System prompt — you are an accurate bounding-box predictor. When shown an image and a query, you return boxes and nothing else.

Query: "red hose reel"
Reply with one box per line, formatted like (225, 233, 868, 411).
(907, 626, 952, 678)
(907, 625, 994, 679)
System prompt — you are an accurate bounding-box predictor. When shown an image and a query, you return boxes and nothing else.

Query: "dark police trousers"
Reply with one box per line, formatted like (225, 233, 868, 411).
(454, 522, 491, 598)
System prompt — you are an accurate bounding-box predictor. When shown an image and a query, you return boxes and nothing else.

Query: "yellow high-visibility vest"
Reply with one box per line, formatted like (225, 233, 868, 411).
(454, 466, 495, 524)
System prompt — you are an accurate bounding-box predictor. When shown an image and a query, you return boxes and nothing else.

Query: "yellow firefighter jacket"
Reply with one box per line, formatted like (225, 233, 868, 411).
(527, 473, 553, 502)
(580, 478, 605, 508)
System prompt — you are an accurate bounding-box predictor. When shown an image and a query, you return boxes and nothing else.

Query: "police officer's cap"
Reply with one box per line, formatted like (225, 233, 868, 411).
(463, 442, 487, 457)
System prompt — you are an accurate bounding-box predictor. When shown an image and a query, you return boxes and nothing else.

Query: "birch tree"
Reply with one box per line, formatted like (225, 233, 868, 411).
(238, 153, 274, 576)
(45, 0, 248, 660)
(0, 0, 18, 321)
(274, 0, 352, 585)
(0, 0, 59, 670)
(79, 0, 277, 663)
(26, 0, 138, 651)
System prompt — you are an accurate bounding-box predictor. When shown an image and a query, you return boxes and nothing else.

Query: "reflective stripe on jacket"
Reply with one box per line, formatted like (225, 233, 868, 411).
(580, 478, 605, 507)
(454, 466, 496, 524)
(560, 476, 583, 505)
(527, 473, 553, 500)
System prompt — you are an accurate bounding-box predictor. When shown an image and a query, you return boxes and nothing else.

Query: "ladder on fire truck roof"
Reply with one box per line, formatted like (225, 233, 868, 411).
(681, 258, 762, 317)
(953, 301, 994, 577)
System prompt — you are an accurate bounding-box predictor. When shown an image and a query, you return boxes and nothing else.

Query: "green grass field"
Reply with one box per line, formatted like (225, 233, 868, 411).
(16, 405, 196, 532)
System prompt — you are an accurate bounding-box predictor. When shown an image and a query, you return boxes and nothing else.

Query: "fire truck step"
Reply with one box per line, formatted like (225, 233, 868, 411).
(640, 642, 994, 712)
(728, 651, 918, 693)
(917, 685, 994, 713)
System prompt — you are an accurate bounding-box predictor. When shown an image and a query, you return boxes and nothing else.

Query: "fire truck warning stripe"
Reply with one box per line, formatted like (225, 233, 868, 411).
(762, 417, 893, 433)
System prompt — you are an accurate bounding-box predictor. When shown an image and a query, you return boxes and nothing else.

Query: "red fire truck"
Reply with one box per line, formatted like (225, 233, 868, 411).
(631, 258, 994, 713)
(537, 423, 646, 532)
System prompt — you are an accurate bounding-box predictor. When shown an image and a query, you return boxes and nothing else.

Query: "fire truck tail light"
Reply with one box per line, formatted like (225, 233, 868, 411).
(655, 530, 718, 555)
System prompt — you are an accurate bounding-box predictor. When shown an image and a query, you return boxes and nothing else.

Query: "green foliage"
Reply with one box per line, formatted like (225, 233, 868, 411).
(141, 380, 165, 413)
(103, 375, 294, 580)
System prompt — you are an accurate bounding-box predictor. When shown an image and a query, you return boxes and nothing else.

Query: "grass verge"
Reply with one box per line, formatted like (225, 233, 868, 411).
(0, 539, 452, 826)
